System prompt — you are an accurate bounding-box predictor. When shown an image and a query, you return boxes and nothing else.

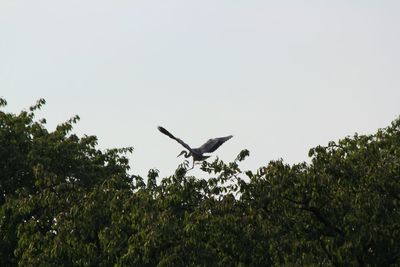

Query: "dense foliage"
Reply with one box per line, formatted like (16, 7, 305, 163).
(1, 98, 399, 266)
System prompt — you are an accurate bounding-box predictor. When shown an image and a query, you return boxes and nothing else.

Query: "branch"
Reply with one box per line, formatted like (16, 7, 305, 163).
(283, 196, 344, 238)
(303, 206, 344, 238)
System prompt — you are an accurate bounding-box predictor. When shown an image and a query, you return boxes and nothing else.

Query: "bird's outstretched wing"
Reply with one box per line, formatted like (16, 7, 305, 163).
(158, 126, 193, 152)
(198, 135, 233, 154)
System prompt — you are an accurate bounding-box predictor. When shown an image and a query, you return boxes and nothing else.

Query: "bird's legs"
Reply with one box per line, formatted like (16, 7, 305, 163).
(189, 159, 195, 170)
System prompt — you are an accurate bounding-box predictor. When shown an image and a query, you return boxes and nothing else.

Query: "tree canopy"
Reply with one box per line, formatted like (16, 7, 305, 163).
(1, 98, 399, 266)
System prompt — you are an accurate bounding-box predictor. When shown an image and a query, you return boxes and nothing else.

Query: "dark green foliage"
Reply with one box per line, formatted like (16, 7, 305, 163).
(1, 98, 399, 266)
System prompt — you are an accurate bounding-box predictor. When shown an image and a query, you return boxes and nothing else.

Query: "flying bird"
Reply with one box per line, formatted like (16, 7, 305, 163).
(158, 126, 233, 168)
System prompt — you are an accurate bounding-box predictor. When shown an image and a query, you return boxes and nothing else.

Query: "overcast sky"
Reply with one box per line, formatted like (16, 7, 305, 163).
(1, 0, 399, 178)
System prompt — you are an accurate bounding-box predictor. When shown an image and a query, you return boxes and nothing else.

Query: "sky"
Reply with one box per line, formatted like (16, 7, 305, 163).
(1, 0, 399, 178)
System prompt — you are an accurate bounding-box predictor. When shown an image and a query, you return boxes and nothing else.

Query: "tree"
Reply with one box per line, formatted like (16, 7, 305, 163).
(1, 98, 399, 266)
(0, 98, 133, 266)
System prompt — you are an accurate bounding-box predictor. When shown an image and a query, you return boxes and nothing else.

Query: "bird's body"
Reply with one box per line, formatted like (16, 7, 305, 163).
(158, 126, 233, 168)
(176, 150, 210, 161)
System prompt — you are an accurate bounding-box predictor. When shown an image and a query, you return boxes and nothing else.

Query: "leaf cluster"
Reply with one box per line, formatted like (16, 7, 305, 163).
(1, 98, 399, 266)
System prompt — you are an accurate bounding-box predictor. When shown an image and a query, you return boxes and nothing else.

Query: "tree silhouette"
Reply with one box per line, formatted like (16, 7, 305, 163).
(1, 98, 399, 266)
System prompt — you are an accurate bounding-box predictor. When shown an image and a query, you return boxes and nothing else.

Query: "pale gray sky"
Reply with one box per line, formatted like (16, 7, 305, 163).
(1, 0, 399, 177)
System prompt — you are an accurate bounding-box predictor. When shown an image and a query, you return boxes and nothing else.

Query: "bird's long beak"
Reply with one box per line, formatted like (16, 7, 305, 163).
(177, 151, 185, 158)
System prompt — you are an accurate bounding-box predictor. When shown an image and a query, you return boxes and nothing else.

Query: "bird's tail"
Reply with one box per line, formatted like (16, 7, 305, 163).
(157, 126, 176, 140)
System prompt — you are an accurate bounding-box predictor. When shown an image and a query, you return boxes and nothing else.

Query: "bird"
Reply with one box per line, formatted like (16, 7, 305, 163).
(158, 126, 233, 169)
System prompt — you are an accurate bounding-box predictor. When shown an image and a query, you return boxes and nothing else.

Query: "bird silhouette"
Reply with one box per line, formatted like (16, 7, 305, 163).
(158, 126, 233, 169)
